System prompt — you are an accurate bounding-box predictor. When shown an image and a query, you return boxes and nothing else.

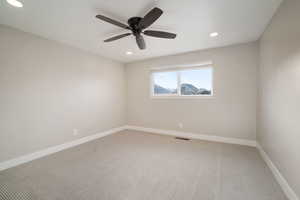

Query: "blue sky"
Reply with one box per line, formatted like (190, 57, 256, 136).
(153, 68, 213, 90)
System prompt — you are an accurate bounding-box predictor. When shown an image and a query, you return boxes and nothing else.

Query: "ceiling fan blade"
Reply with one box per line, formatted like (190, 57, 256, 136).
(104, 33, 132, 42)
(136, 35, 146, 50)
(139, 7, 163, 29)
(144, 30, 176, 39)
(96, 15, 130, 29)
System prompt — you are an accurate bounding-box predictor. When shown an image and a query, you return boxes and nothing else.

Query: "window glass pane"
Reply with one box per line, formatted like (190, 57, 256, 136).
(180, 68, 213, 95)
(153, 71, 178, 95)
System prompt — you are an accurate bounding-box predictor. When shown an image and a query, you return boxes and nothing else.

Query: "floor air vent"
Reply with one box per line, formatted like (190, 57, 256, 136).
(175, 137, 191, 141)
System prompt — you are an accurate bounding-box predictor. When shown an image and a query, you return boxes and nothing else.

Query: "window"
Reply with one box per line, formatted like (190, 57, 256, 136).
(151, 66, 213, 97)
(153, 71, 178, 95)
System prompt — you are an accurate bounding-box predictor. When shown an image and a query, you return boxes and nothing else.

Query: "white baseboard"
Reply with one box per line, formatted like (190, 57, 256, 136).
(0, 126, 126, 171)
(257, 143, 299, 200)
(125, 125, 257, 147)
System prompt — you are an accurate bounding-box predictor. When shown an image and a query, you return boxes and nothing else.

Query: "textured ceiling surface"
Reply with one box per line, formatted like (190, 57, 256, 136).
(0, 0, 282, 62)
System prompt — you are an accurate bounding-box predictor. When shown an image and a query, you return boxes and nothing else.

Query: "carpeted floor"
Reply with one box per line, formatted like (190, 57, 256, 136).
(0, 130, 287, 200)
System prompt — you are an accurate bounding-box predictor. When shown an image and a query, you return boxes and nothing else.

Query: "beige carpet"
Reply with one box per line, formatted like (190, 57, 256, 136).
(0, 130, 287, 200)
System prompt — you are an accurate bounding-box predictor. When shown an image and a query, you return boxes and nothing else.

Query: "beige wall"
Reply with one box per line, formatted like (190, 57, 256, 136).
(126, 42, 258, 140)
(258, 0, 300, 197)
(0, 25, 126, 162)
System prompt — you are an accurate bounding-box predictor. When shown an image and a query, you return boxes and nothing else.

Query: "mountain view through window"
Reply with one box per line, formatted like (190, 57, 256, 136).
(152, 67, 213, 96)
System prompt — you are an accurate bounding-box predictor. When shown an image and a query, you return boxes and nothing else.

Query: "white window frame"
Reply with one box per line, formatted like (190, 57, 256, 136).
(150, 64, 214, 99)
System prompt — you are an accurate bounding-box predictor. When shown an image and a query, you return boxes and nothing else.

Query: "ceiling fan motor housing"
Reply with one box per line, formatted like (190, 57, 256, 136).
(128, 17, 142, 35)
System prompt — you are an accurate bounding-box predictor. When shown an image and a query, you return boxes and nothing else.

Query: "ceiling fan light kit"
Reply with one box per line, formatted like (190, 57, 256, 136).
(96, 7, 177, 50)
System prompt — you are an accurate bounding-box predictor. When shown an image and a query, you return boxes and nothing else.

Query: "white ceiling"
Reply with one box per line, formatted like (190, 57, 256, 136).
(0, 0, 282, 63)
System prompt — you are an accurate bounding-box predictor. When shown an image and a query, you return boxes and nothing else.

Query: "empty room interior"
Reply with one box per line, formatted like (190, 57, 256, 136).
(0, 0, 299, 199)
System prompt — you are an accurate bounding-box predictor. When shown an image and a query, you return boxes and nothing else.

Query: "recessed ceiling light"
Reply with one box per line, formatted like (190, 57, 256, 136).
(6, 0, 23, 7)
(210, 32, 219, 37)
(126, 51, 133, 55)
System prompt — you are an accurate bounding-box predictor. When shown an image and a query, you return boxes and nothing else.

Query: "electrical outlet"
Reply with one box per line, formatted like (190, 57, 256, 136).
(178, 123, 183, 129)
(73, 129, 78, 136)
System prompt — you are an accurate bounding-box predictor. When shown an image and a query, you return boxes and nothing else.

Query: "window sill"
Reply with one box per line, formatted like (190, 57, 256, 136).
(150, 95, 215, 99)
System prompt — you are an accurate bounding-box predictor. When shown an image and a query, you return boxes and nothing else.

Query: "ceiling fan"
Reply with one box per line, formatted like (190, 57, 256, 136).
(95, 7, 177, 50)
